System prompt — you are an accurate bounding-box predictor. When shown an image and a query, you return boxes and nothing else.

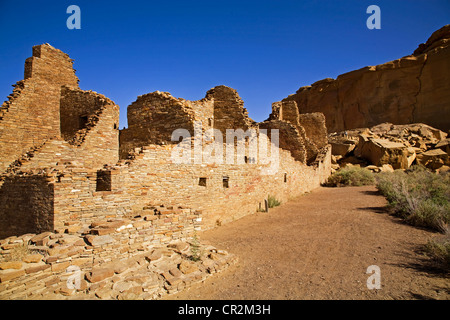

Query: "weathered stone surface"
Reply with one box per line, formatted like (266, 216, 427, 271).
(417, 149, 449, 169)
(0, 269, 25, 282)
(84, 235, 115, 247)
(356, 137, 409, 169)
(23, 254, 44, 263)
(86, 267, 115, 283)
(280, 25, 450, 133)
(331, 122, 448, 170)
(179, 260, 199, 275)
(0, 261, 23, 270)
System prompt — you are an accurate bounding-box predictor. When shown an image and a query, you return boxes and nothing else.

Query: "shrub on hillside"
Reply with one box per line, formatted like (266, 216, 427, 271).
(325, 166, 375, 187)
(376, 165, 450, 233)
(424, 230, 450, 271)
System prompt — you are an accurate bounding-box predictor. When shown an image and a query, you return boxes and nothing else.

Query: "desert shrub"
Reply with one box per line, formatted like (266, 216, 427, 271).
(325, 166, 375, 187)
(376, 165, 450, 233)
(189, 231, 202, 262)
(424, 230, 450, 271)
(267, 195, 281, 208)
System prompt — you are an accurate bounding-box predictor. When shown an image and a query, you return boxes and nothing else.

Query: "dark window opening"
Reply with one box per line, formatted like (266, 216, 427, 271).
(199, 177, 207, 187)
(96, 170, 112, 191)
(284, 173, 287, 183)
(244, 156, 248, 164)
(223, 176, 229, 188)
(79, 115, 89, 130)
(114, 123, 118, 130)
(208, 118, 212, 126)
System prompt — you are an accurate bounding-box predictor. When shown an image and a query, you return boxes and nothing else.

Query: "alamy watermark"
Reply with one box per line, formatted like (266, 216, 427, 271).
(66, 265, 82, 290)
(366, 5, 381, 30)
(67, 5, 81, 30)
(171, 121, 280, 175)
(366, 265, 381, 290)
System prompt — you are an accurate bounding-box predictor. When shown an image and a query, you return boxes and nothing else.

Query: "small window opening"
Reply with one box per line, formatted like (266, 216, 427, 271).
(208, 118, 212, 126)
(244, 156, 248, 164)
(222, 176, 229, 188)
(284, 173, 287, 183)
(199, 177, 207, 187)
(96, 170, 112, 191)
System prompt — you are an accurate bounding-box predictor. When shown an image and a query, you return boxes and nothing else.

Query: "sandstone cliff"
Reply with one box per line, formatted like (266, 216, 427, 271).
(281, 25, 450, 133)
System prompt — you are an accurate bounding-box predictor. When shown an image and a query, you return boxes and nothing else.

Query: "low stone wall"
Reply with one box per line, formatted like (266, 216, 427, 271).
(0, 208, 236, 300)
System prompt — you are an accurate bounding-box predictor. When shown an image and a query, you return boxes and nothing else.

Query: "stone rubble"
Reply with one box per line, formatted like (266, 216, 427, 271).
(0, 222, 237, 300)
(328, 122, 449, 172)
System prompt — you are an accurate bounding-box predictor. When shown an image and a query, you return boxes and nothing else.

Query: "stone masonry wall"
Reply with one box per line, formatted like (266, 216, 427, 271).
(0, 174, 54, 238)
(0, 44, 79, 174)
(50, 141, 331, 231)
(207, 85, 255, 135)
(60, 86, 120, 147)
(0, 208, 238, 300)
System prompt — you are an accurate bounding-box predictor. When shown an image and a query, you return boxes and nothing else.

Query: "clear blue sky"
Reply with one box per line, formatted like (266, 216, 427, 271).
(0, 0, 449, 129)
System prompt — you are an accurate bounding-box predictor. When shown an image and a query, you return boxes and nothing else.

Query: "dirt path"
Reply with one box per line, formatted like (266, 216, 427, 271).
(165, 186, 449, 300)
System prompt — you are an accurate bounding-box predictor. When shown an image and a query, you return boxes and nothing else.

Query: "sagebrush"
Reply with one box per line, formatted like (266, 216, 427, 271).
(424, 229, 450, 271)
(376, 165, 450, 233)
(325, 166, 375, 187)
(267, 195, 281, 208)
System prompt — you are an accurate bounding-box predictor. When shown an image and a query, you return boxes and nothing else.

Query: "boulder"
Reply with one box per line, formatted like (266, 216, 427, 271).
(330, 140, 356, 156)
(355, 136, 410, 169)
(417, 148, 449, 170)
(436, 138, 450, 154)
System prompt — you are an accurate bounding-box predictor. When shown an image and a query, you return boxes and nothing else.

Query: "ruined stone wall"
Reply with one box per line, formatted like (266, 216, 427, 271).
(0, 44, 79, 174)
(60, 86, 119, 146)
(267, 101, 329, 164)
(0, 208, 228, 300)
(207, 85, 255, 135)
(119, 86, 254, 159)
(282, 25, 450, 133)
(0, 174, 54, 239)
(120, 91, 198, 159)
(49, 141, 331, 230)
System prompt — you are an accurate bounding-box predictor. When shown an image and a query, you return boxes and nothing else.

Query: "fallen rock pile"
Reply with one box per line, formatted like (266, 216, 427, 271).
(329, 122, 450, 172)
(0, 217, 237, 300)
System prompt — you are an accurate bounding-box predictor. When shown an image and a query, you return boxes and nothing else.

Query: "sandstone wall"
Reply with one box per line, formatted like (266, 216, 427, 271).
(0, 209, 237, 300)
(0, 44, 79, 174)
(48, 141, 331, 231)
(119, 86, 254, 159)
(120, 91, 198, 159)
(206, 85, 255, 135)
(282, 25, 450, 133)
(267, 101, 329, 164)
(0, 174, 54, 238)
(0, 43, 332, 244)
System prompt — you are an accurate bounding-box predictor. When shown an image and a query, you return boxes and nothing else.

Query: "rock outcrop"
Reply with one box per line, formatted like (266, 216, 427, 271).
(330, 123, 449, 172)
(280, 25, 450, 133)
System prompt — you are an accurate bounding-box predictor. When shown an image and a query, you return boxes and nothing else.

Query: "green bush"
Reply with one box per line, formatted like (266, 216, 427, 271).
(424, 231, 450, 271)
(267, 195, 281, 208)
(376, 165, 450, 233)
(325, 166, 375, 187)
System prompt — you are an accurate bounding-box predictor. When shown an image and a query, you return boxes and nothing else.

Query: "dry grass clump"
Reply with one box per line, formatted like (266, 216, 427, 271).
(424, 229, 450, 271)
(325, 166, 375, 187)
(376, 165, 450, 233)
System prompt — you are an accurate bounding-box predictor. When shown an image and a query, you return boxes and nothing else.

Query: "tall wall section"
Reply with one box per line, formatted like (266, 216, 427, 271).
(281, 24, 450, 133)
(0, 46, 120, 238)
(0, 44, 79, 174)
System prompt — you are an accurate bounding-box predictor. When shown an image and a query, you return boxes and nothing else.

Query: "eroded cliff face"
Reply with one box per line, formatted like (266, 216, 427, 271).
(281, 25, 450, 133)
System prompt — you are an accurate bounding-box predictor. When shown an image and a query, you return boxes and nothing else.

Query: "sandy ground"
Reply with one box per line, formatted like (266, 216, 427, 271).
(165, 186, 449, 300)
